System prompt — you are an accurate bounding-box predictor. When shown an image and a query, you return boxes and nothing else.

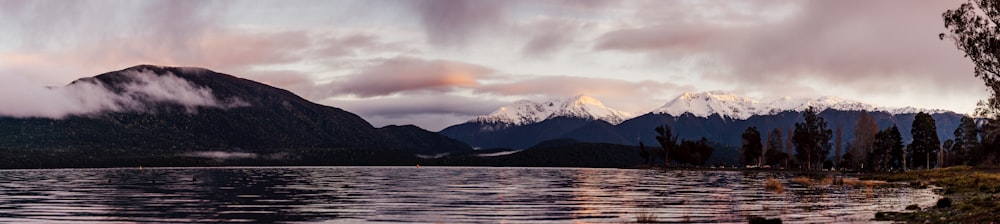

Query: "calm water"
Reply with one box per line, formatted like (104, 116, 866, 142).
(0, 167, 936, 223)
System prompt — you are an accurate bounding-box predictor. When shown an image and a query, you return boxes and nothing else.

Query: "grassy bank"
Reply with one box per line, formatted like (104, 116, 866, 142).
(868, 166, 1000, 222)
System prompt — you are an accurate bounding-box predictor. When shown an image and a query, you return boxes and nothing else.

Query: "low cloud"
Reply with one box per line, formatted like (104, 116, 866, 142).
(0, 70, 247, 119)
(323, 57, 494, 97)
(181, 151, 258, 160)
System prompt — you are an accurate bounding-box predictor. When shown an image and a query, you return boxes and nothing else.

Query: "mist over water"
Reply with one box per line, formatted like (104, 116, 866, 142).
(0, 167, 936, 223)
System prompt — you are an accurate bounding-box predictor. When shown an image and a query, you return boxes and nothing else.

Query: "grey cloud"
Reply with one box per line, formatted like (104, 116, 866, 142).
(311, 33, 415, 60)
(0, 1, 317, 80)
(521, 19, 586, 57)
(595, 0, 977, 99)
(409, 0, 507, 47)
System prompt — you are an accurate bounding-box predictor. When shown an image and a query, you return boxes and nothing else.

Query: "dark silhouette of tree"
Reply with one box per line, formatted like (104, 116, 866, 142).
(942, 0, 1000, 120)
(871, 125, 905, 171)
(677, 137, 714, 166)
(652, 124, 715, 167)
(639, 141, 650, 166)
(840, 144, 854, 169)
(910, 112, 941, 169)
(942, 1, 1000, 163)
(793, 107, 832, 170)
(870, 131, 888, 171)
(853, 110, 879, 170)
(741, 126, 763, 166)
(981, 121, 1000, 166)
(696, 138, 714, 165)
(786, 125, 794, 168)
(835, 122, 842, 168)
(943, 139, 956, 166)
(765, 128, 786, 167)
(655, 124, 678, 168)
(952, 116, 980, 165)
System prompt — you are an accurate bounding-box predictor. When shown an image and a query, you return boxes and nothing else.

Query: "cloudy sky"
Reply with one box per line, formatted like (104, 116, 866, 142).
(0, 0, 983, 131)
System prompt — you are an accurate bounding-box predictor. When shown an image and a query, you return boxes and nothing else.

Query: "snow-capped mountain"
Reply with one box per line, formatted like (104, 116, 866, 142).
(473, 95, 635, 125)
(653, 91, 951, 120)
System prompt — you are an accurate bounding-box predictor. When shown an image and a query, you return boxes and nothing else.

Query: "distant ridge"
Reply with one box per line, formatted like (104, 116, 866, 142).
(654, 91, 953, 120)
(440, 91, 963, 151)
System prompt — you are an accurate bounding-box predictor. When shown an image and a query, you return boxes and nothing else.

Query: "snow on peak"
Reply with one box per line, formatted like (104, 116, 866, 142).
(653, 91, 760, 119)
(473, 95, 635, 125)
(654, 91, 951, 119)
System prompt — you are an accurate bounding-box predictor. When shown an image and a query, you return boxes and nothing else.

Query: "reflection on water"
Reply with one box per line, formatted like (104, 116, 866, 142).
(0, 167, 936, 223)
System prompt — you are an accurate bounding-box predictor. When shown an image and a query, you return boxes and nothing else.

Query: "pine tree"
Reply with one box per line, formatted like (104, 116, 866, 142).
(953, 116, 980, 165)
(910, 112, 941, 169)
(766, 128, 785, 166)
(741, 126, 763, 166)
(887, 126, 905, 170)
(793, 107, 833, 170)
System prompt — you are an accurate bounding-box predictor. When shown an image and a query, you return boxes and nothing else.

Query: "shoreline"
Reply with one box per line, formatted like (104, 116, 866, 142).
(866, 166, 1000, 222)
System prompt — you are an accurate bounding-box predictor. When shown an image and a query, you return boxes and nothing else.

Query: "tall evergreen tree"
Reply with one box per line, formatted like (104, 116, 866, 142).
(765, 128, 785, 166)
(887, 126, 906, 170)
(871, 125, 904, 171)
(871, 130, 889, 171)
(910, 112, 941, 169)
(953, 116, 980, 165)
(741, 126, 763, 166)
(793, 107, 833, 170)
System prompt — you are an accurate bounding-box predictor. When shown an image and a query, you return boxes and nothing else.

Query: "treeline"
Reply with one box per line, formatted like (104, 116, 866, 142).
(644, 125, 714, 167)
(730, 107, 1000, 172)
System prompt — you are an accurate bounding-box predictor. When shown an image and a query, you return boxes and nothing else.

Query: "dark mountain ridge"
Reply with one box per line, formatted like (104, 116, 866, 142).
(441, 108, 965, 156)
(0, 65, 471, 155)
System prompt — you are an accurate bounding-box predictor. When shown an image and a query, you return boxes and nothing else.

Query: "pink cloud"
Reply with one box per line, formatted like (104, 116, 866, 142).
(324, 57, 494, 97)
(477, 76, 690, 97)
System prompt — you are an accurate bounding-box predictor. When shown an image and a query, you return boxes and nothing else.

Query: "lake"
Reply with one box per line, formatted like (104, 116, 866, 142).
(0, 167, 936, 223)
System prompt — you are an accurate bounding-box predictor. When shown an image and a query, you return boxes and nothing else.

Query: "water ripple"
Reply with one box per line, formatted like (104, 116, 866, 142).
(0, 167, 936, 223)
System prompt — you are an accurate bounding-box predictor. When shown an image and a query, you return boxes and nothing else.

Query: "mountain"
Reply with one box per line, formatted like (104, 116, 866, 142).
(440, 95, 634, 149)
(472, 95, 634, 126)
(441, 91, 965, 157)
(653, 91, 950, 120)
(0, 65, 471, 167)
